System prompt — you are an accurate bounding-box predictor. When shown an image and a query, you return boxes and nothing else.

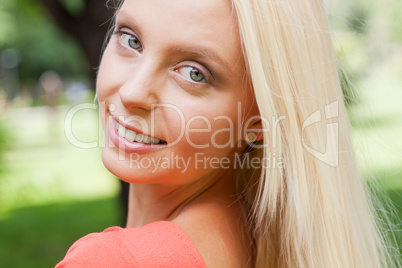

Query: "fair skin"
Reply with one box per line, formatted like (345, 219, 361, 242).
(97, 0, 261, 267)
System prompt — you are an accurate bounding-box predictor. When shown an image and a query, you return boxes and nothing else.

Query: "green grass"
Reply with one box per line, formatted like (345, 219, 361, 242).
(0, 106, 119, 212)
(0, 105, 121, 266)
(0, 197, 121, 267)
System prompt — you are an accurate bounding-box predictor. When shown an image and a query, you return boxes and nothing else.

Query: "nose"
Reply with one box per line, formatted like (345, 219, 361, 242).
(119, 60, 163, 111)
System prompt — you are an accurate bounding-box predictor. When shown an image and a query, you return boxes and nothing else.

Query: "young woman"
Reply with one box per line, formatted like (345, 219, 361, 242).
(56, 0, 399, 267)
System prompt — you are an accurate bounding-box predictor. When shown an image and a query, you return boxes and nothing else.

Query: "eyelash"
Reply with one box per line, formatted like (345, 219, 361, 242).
(114, 29, 143, 52)
(175, 65, 210, 86)
(113, 28, 212, 87)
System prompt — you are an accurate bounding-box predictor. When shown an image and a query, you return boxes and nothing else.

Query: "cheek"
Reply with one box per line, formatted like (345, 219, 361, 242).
(181, 106, 243, 149)
(183, 118, 212, 147)
(96, 47, 125, 101)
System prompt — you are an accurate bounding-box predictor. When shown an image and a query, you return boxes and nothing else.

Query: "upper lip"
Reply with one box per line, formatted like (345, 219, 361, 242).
(112, 115, 165, 141)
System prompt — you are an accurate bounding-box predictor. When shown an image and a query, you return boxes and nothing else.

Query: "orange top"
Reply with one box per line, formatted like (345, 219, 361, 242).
(55, 221, 207, 268)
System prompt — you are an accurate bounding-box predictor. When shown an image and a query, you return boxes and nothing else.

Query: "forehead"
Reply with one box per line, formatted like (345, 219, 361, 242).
(118, 0, 242, 65)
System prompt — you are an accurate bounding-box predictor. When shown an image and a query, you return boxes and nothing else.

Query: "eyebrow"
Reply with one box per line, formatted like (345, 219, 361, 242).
(115, 10, 142, 36)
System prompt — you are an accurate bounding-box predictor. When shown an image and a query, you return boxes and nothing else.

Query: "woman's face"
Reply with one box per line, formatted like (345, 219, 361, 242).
(97, 0, 259, 184)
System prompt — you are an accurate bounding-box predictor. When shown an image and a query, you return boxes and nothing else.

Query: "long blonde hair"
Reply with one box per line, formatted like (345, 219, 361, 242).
(233, 0, 399, 267)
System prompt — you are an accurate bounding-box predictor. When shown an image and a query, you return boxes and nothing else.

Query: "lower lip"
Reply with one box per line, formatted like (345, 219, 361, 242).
(108, 117, 167, 154)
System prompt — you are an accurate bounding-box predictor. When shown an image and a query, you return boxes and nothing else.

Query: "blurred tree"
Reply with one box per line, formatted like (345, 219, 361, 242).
(37, 0, 115, 81)
(390, 1, 402, 43)
(0, 0, 89, 89)
(36, 0, 129, 225)
(347, 4, 370, 35)
(0, 121, 8, 174)
(0, 0, 129, 224)
(330, 0, 374, 107)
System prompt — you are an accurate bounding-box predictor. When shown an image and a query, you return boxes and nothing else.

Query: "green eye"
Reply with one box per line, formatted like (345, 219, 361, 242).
(177, 66, 207, 83)
(116, 31, 143, 51)
(189, 68, 205, 82)
(128, 36, 142, 50)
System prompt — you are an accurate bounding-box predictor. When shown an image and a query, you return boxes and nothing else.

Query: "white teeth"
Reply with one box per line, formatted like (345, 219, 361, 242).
(114, 120, 163, 145)
(135, 134, 144, 143)
(118, 124, 126, 137)
(142, 135, 151, 144)
(125, 130, 136, 142)
(151, 138, 160, 144)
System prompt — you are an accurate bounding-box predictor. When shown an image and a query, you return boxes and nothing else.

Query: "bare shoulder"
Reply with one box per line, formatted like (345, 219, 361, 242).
(172, 198, 253, 268)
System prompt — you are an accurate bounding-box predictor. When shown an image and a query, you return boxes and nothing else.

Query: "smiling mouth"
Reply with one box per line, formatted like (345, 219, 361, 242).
(114, 119, 167, 145)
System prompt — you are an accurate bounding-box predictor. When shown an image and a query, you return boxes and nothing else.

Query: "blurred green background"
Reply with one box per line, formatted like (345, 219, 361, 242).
(0, 0, 401, 267)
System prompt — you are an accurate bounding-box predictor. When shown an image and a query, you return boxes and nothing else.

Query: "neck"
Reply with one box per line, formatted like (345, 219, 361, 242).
(125, 169, 236, 228)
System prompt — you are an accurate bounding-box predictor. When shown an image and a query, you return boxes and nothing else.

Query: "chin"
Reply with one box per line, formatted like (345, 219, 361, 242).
(101, 146, 185, 185)
(101, 147, 153, 184)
